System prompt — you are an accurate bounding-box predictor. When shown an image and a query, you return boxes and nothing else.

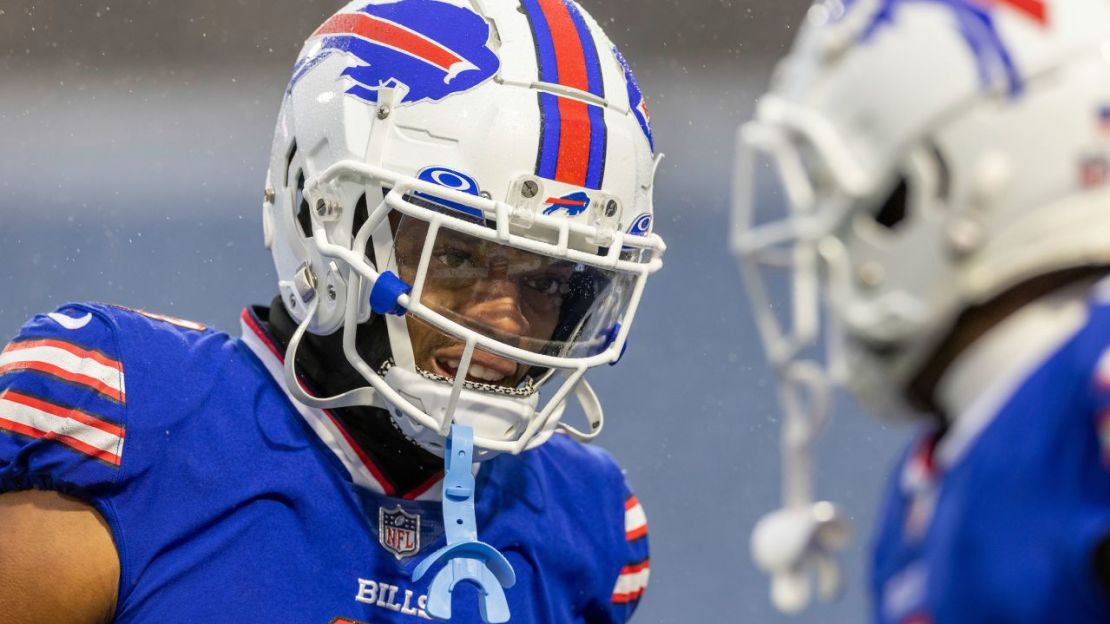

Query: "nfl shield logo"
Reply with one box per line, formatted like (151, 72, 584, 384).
(379, 505, 421, 560)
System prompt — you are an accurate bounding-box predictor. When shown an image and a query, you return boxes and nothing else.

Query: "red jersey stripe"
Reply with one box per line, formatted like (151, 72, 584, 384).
(325, 411, 397, 497)
(0, 361, 125, 404)
(620, 560, 650, 575)
(241, 309, 284, 361)
(611, 588, 646, 604)
(3, 390, 124, 437)
(5, 338, 122, 372)
(403, 470, 445, 501)
(0, 416, 122, 466)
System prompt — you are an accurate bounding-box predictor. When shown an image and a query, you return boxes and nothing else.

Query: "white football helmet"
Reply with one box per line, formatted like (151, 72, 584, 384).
(733, 0, 1110, 612)
(263, 0, 664, 458)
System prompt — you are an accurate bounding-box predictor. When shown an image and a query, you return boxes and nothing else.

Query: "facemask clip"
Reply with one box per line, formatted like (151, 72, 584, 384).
(369, 271, 413, 316)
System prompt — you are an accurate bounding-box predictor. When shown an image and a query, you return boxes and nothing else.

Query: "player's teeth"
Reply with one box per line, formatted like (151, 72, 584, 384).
(445, 359, 460, 371)
(467, 364, 505, 382)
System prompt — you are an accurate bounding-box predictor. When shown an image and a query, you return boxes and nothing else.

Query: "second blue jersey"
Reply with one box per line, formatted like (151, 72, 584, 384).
(871, 293, 1110, 623)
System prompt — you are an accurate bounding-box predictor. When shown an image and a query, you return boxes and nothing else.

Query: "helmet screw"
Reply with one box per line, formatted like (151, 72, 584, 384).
(315, 198, 328, 217)
(377, 105, 391, 120)
(946, 218, 984, 257)
(857, 261, 885, 288)
(480, 191, 492, 200)
(521, 180, 539, 199)
(289, 293, 298, 308)
(327, 285, 337, 301)
(604, 200, 619, 218)
(264, 187, 276, 204)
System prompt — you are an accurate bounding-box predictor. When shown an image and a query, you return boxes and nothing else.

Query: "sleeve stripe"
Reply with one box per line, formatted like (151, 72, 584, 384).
(620, 560, 650, 575)
(611, 558, 650, 604)
(6, 339, 122, 371)
(0, 341, 126, 402)
(0, 390, 124, 465)
(625, 496, 648, 541)
(3, 390, 124, 435)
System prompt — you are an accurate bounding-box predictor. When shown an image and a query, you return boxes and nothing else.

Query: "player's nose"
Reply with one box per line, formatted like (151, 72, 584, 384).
(464, 277, 530, 340)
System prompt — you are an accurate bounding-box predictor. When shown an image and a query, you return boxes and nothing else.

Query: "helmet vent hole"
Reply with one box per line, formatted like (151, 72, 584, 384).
(353, 194, 369, 238)
(284, 140, 298, 186)
(930, 143, 951, 201)
(872, 178, 909, 230)
(295, 171, 313, 239)
(353, 195, 371, 260)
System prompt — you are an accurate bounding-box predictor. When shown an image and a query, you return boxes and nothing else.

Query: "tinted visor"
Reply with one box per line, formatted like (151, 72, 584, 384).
(391, 214, 636, 363)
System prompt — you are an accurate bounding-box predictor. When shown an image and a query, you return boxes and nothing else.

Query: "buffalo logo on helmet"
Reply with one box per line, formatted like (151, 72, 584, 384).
(379, 505, 421, 559)
(543, 191, 592, 216)
(848, 0, 1047, 96)
(290, 0, 500, 106)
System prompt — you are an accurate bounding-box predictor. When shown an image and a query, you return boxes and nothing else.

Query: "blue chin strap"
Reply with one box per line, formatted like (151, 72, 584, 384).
(412, 425, 516, 623)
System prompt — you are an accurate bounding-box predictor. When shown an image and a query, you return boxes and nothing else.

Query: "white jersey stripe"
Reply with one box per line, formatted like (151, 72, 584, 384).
(612, 561, 650, 603)
(0, 392, 124, 464)
(0, 343, 126, 399)
(625, 498, 647, 539)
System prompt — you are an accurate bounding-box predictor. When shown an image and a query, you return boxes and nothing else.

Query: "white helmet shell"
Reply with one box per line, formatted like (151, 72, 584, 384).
(735, 0, 1110, 415)
(264, 0, 665, 457)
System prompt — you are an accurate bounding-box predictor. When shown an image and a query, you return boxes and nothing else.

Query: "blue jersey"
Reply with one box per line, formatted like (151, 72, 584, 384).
(0, 303, 649, 623)
(871, 293, 1110, 623)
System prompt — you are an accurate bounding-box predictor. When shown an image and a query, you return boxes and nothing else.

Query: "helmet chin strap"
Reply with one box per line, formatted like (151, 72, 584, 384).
(557, 378, 605, 444)
(283, 296, 384, 410)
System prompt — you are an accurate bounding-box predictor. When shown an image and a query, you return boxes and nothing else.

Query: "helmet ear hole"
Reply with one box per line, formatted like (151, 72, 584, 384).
(872, 177, 910, 230)
(353, 194, 370, 246)
(295, 171, 313, 239)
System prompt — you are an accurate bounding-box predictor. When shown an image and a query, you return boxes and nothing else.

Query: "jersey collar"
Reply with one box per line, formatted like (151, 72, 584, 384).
(239, 307, 443, 501)
(934, 280, 1094, 471)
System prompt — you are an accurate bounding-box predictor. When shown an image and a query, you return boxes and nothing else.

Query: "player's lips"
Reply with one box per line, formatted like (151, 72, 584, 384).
(432, 347, 519, 385)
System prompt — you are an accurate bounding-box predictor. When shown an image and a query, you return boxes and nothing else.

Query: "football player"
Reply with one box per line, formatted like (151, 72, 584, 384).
(734, 0, 1110, 621)
(0, 1, 663, 622)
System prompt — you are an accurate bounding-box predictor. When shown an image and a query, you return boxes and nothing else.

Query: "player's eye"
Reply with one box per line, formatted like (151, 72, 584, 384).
(433, 247, 475, 269)
(522, 274, 570, 296)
